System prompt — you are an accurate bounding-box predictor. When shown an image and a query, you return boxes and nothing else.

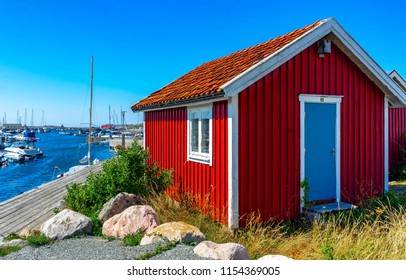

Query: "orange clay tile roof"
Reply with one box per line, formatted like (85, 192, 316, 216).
(131, 20, 323, 111)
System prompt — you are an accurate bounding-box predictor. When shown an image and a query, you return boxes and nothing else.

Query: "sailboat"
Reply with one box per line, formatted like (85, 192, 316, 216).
(78, 56, 98, 166)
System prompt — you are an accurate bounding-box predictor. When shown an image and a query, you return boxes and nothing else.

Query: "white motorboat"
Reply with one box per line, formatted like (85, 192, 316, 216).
(3, 152, 25, 163)
(5, 144, 43, 159)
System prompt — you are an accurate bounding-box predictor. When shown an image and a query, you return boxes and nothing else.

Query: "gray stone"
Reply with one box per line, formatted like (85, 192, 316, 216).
(141, 222, 205, 245)
(0, 239, 28, 248)
(40, 209, 93, 240)
(193, 241, 249, 260)
(102, 205, 158, 239)
(98, 192, 146, 223)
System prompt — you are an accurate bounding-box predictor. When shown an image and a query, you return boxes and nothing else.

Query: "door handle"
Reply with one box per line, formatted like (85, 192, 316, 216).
(332, 148, 335, 157)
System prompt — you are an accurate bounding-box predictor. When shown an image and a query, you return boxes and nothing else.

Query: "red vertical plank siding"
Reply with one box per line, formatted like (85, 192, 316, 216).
(389, 108, 406, 173)
(238, 42, 385, 222)
(144, 101, 228, 224)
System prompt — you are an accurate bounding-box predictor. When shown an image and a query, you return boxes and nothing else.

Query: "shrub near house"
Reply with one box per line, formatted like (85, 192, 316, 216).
(64, 141, 173, 234)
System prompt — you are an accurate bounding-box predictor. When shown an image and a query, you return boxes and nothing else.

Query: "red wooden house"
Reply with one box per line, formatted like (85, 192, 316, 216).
(131, 18, 406, 227)
(388, 70, 406, 174)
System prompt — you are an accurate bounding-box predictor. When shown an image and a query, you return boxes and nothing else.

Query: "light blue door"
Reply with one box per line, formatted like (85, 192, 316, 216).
(305, 103, 336, 202)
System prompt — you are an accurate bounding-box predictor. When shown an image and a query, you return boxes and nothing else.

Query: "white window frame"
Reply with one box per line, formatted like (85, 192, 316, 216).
(187, 105, 212, 165)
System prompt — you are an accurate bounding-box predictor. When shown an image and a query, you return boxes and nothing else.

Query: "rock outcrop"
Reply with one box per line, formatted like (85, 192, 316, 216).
(40, 209, 93, 240)
(98, 192, 146, 223)
(193, 240, 249, 260)
(102, 205, 158, 239)
(140, 221, 205, 245)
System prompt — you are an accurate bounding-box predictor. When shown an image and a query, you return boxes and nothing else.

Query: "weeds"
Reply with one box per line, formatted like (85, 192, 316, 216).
(4, 232, 21, 242)
(136, 240, 179, 260)
(149, 191, 406, 260)
(122, 233, 144, 246)
(0, 246, 22, 257)
(25, 234, 54, 247)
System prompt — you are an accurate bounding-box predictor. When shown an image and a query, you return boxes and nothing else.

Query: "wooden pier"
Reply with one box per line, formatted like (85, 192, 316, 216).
(0, 163, 103, 237)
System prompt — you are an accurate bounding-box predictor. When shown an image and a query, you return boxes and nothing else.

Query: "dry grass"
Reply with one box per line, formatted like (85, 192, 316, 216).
(148, 192, 406, 260)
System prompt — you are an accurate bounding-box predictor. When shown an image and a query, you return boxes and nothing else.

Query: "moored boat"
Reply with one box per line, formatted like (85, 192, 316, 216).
(4, 143, 43, 159)
(3, 152, 25, 163)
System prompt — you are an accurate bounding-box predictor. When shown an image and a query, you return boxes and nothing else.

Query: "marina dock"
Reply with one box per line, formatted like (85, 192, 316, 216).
(0, 162, 103, 237)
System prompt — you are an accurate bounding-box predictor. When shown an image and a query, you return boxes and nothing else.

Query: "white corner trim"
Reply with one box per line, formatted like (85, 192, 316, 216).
(384, 97, 389, 192)
(228, 96, 239, 228)
(143, 120, 146, 149)
(299, 94, 342, 209)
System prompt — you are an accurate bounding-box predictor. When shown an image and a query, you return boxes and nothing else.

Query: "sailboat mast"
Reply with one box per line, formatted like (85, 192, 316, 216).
(88, 56, 94, 166)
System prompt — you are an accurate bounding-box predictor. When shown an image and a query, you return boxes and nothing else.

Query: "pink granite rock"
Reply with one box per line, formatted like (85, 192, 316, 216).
(102, 205, 158, 239)
(98, 192, 146, 223)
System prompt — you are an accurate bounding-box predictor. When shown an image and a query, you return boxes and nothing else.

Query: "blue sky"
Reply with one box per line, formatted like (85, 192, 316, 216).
(0, 0, 405, 127)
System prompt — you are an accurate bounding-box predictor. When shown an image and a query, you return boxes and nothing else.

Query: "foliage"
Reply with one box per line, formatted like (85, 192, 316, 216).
(300, 178, 310, 206)
(149, 190, 406, 260)
(136, 240, 179, 260)
(25, 234, 54, 247)
(64, 141, 173, 235)
(0, 246, 22, 257)
(122, 232, 144, 246)
(4, 232, 21, 242)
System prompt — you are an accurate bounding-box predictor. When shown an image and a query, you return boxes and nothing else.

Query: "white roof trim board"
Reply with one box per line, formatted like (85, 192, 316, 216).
(389, 70, 406, 92)
(220, 18, 406, 108)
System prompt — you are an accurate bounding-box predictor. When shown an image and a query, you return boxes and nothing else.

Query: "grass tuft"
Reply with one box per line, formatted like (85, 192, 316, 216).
(4, 232, 21, 242)
(25, 234, 54, 247)
(0, 246, 22, 257)
(122, 232, 144, 246)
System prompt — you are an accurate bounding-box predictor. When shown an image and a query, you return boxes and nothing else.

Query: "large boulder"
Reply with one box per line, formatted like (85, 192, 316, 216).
(193, 241, 249, 260)
(40, 209, 93, 240)
(98, 192, 146, 223)
(102, 205, 158, 239)
(140, 221, 205, 245)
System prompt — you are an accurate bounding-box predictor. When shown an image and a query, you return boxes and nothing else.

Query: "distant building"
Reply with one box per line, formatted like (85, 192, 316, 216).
(1, 123, 22, 130)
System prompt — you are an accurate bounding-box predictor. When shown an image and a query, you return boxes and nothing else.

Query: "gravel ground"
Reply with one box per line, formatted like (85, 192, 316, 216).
(0, 236, 209, 260)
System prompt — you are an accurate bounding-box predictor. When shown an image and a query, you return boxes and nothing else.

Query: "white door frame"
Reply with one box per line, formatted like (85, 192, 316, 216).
(299, 94, 342, 208)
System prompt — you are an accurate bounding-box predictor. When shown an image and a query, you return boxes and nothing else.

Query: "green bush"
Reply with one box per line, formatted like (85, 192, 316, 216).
(64, 141, 173, 233)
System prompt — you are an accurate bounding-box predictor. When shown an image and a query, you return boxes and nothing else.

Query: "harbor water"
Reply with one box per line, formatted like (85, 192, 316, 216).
(0, 130, 115, 203)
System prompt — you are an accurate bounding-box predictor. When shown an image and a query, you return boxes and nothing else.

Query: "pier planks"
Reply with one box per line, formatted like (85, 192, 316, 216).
(0, 163, 103, 236)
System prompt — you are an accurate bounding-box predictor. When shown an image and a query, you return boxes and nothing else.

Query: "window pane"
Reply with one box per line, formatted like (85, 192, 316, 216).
(191, 113, 199, 152)
(201, 112, 210, 154)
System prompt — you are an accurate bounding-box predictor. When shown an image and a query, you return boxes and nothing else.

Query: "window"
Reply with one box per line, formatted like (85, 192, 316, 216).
(188, 106, 212, 164)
